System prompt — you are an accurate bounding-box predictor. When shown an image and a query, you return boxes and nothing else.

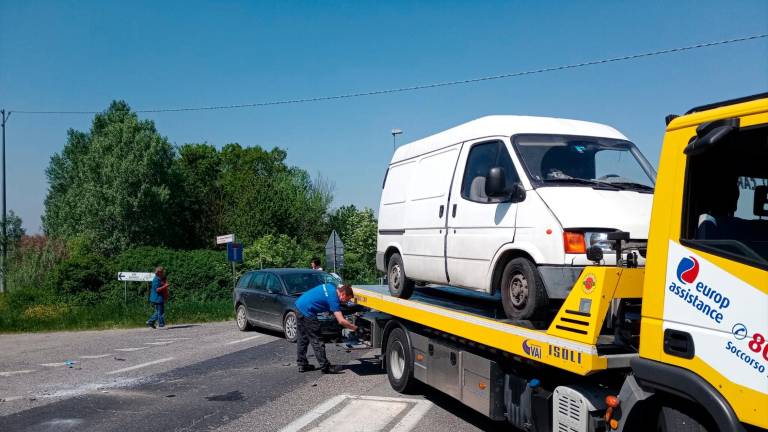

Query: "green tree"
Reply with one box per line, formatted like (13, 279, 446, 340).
(219, 144, 332, 245)
(170, 144, 223, 249)
(328, 205, 379, 283)
(43, 101, 175, 255)
(2, 210, 26, 251)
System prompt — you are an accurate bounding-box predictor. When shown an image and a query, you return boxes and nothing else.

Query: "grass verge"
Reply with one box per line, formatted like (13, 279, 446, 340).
(0, 299, 233, 333)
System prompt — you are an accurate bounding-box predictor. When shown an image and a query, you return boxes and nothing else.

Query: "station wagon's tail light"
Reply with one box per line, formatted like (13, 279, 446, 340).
(563, 231, 586, 254)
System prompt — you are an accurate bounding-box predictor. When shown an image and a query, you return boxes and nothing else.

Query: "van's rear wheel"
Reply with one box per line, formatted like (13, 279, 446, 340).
(387, 253, 415, 299)
(500, 258, 546, 320)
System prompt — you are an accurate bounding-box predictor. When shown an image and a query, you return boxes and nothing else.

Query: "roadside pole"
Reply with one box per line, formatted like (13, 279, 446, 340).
(0, 109, 9, 294)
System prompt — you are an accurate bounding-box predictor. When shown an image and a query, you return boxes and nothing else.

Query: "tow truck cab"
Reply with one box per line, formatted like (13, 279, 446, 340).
(636, 93, 768, 431)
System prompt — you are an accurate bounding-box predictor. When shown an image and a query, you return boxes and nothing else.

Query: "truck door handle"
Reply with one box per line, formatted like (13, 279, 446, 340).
(663, 329, 695, 359)
(452, 204, 457, 218)
(439, 205, 444, 218)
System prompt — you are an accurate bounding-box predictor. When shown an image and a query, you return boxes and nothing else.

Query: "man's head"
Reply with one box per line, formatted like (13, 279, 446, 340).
(310, 258, 321, 269)
(155, 266, 165, 278)
(336, 284, 354, 303)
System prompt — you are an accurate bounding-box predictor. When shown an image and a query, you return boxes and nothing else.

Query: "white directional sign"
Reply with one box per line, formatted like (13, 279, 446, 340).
(216, 234, 235, 244)
(117, 272, 155, 282)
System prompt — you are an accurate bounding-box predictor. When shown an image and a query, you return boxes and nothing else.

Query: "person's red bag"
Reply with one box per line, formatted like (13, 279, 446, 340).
(157, 282, 170, 301)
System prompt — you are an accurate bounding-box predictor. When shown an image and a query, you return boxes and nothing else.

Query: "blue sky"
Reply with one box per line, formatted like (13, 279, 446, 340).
(1, 1, 767, 233)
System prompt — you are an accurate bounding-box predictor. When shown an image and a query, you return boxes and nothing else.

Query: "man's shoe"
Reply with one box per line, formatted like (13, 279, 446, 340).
(146, 322, 156, 329)
(298, 364, 316, 373)
(321, 365, 344, 374)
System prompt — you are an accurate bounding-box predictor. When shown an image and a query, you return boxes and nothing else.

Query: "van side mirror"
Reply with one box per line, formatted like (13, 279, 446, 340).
(485, 167, 507, 198)
(485, 167, 526, 202)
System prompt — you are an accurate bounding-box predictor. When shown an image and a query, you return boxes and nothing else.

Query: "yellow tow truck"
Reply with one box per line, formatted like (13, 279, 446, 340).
(352, 93, 768, 431)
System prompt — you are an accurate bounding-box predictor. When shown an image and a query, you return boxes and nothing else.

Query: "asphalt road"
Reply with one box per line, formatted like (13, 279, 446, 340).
(0, 322, 510, 432)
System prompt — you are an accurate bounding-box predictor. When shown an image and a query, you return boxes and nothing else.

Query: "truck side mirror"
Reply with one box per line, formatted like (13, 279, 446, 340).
(485, 167, 507, 198)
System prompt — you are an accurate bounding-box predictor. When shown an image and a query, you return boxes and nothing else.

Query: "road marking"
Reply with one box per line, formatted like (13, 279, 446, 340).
(39, 361, 78, 367)
(0, 395, 24, 402)
(278, 395, 431, 432)
(79, 354, 112, 359)
(0, 370, 36, 377)
(106, 357, 174, 375)
(114, 347, 149, 352)
(144, 341, 175, 345)
(225, 335, 263, 345)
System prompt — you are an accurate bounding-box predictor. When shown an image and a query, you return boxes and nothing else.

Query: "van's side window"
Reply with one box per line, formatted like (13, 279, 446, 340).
(461, 141, 519, 203)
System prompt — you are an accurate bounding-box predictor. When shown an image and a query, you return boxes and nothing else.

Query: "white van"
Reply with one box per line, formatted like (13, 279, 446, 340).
(376, 116, 656, 319)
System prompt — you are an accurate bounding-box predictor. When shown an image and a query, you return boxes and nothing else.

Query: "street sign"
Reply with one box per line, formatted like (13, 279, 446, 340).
(216, 234, 235, 245)
(324, 230, 345, 273)
(117, 272, 155, 282)
(227, 242, 243, 263)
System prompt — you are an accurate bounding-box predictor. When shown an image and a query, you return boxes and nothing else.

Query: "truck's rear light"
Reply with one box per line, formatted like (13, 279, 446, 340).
(563, 231, 586, 254)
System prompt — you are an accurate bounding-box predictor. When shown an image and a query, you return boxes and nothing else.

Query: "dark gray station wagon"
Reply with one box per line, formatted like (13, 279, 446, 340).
(233, 268, 347, 342)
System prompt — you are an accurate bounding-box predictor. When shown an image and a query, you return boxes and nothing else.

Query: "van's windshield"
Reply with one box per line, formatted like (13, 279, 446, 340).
(514, 134, 656, 192)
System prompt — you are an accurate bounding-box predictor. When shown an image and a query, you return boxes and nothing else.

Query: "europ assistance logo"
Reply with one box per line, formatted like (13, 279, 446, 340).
(676, 256, 699, 284)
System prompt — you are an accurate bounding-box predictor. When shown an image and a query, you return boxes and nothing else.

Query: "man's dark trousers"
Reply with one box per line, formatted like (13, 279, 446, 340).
(296, 313, 329, 369)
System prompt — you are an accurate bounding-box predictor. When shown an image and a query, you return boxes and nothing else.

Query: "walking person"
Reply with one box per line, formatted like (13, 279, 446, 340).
(146, 266, 168, 329)
(295, 283, 357, 374)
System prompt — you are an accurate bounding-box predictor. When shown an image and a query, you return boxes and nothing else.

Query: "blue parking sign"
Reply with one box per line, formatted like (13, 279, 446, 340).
(227, 242, 243, 263)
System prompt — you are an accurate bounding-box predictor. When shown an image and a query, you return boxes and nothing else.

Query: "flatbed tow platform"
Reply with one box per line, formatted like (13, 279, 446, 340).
(353, 266, 643, 376)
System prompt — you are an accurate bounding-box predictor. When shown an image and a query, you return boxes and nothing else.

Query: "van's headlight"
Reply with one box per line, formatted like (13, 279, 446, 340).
(564, 231, 615, 254)
(585, 232, 614, 252)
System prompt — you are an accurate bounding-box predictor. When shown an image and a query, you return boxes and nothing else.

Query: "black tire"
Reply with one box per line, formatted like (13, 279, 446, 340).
(500, 257, 547, 320)
(235, 304, 252, 331)
(387, 253, 415, 299)
(657, 403, 713, 432)
(283, 311, 299, 343)
(385, 327, 418, 393)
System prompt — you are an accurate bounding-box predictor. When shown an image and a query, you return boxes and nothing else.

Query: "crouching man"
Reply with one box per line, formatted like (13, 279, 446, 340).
(295, 283, 357, 374)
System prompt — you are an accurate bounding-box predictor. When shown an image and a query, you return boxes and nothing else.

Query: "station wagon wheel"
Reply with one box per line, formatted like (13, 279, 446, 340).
(283, 311, 298, 343)
(500, 257, 547, 320)
(387, 253, 415, 299)
(236, 304, 252, 331)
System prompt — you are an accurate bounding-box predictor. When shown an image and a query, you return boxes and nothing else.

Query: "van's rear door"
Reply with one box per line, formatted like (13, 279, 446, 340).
(446, 138, 519, 289)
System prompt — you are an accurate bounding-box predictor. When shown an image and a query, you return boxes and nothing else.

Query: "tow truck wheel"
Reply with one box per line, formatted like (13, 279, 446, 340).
(387, 253, 415, 299)
(283, 311, 299, 343)
(656, 403, 713, 432)
(386, 328, 418, 393)
(500, 258, 546, 320)
(236, 304, 252, 331)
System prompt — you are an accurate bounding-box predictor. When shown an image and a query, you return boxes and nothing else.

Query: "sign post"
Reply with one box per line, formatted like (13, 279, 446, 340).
(218, 234, 241, 289)
(324, 231, 345, 275)
(117, 272, 155, 305)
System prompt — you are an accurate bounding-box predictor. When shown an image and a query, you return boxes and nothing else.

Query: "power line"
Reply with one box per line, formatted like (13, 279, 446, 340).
(10, 33, 768, 115)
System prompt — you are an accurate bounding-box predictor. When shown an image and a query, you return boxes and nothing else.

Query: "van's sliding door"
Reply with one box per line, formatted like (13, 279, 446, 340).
(401, 145, 461, 284)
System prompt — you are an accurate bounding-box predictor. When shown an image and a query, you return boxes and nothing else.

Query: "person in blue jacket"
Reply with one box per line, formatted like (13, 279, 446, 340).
(146, 266, 168, 329)
(295, 283, 357, 374)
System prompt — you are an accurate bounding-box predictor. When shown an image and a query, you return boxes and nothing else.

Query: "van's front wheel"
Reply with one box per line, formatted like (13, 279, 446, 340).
(500, 258, 546, 320)
(387, 253, 415, 299)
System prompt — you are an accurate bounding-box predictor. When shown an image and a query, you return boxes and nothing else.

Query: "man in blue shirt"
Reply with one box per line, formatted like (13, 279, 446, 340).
(295, 283, 357, 374)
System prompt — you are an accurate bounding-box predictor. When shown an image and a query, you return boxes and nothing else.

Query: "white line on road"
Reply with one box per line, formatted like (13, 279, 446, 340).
(144, 341, 175, 345)
(106, 357, 174, 375)
(0, 370, 36, 377)
(225, 335, 263, 345)
(114, 347, 149, 352)
(278, 395, 431, 432)
(39, 362, 78, 367)
(78, 354, 112, 359)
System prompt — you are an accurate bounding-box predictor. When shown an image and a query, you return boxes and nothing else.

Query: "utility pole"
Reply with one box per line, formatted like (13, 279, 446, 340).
(0, 109, 9, 294)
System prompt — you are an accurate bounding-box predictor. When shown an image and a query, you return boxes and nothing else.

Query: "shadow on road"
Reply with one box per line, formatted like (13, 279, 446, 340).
(420, 387, 514, 432)
(344, 356, 384, 376)
(161, 324, 201, 330)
